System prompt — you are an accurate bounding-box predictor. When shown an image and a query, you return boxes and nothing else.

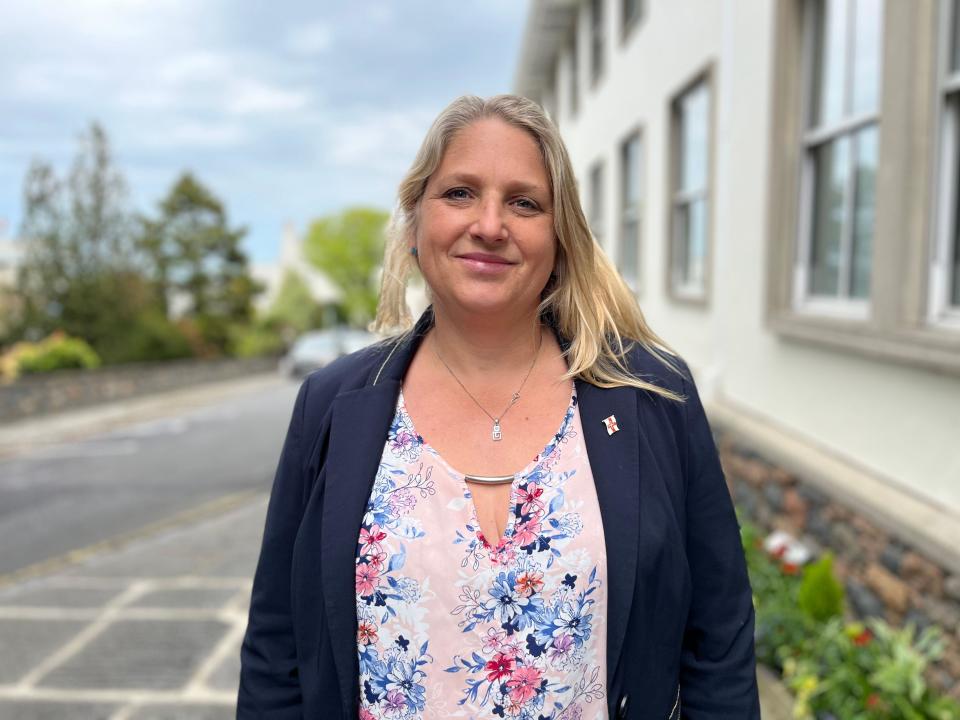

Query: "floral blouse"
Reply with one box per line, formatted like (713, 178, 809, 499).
(355, 387, 609, 720)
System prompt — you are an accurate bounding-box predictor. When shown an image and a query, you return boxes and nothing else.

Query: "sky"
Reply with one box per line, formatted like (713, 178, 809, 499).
(0, 1, 528, 266)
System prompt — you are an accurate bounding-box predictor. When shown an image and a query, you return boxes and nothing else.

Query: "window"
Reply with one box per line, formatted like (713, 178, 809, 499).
(622, 0, 643, 40)
(618, 132, 643, 289)
(796, 0, 882, 313)
(766, 1, 960, 375)
(589, 161, 605, 248)
(590, 0, 605, 86)
(931, 0, 960, 323)
(569, 29, 580, 117)
(669, 74, 712, 301)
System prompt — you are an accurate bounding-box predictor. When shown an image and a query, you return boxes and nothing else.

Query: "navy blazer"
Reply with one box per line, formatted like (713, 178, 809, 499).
(238, 310, 760, 719)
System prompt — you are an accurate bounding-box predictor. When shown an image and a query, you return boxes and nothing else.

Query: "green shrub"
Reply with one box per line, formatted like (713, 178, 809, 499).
(17, 332, 101, 374)
(739, 516, 960, 719)
(229, 322, 285, 358)
(97, 310, 193, 364)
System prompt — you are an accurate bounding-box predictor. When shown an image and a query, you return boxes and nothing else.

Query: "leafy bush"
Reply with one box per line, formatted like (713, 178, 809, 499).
(16, 332, 101, 374)
(97, 310, 193, 364)
(740, 518, 960, 719)
(229, 322, 286, 358)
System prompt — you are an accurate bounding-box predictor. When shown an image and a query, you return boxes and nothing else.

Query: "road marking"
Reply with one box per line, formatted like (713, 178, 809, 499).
(0, 490, 266, 589)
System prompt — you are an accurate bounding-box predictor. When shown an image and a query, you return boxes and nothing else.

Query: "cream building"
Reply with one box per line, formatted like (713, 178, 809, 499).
(515, 0, 960, 576)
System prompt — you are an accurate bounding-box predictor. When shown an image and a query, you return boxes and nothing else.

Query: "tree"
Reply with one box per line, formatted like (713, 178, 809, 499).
(15, 123, 147, 357)
(137, 172, 261, 353)
(303, 207, 388, 326)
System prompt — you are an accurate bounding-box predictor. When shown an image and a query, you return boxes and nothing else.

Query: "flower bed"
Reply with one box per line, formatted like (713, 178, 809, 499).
(741, 520, 960, 719)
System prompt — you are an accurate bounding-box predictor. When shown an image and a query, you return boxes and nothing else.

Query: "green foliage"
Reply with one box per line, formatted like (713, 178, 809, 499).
(229, 322, 286, 358)
(96, 310, 193, 364)
(263, 270, 320, 337)
(137, 172, 262, 353)
(303, 207, 388, 326)
(798, 552, 845, 623)
(16, 332, 101, 374)
(739, 517, 960, 719)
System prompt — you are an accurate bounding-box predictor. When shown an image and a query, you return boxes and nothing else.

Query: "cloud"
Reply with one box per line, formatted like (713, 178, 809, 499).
(286, 22, 333, 56)
(327, 107, 437, 169)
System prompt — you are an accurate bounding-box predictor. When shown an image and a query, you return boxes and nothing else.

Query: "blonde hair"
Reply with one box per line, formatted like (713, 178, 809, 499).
(373, 94, 684, 402)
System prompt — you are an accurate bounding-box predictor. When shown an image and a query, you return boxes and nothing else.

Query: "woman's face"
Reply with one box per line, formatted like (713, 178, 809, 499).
(415, 118, 555, 321)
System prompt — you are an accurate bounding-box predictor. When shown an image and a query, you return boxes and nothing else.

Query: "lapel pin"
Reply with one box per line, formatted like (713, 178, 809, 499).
(603, 415, 619, 435)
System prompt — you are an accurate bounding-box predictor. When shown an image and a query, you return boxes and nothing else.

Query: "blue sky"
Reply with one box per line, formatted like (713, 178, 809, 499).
(0, 1, 528, 265)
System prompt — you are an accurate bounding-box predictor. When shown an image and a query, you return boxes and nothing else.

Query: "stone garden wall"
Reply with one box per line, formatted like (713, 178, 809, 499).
(718, 431, 960, 699)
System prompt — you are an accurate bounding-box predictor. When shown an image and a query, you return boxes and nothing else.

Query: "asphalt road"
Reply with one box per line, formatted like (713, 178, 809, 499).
(0, 376, 301, 578)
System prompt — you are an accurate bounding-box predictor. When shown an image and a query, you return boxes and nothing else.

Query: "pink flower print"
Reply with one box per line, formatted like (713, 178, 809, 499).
(357, 620, 378, 646)
(506, 665, 542, 705)
(360, 709, 377, 720)
(515, 570, 544, 597)
(518, 483, 544, 515)
(500, 639, 522, 659)
(355, 563, 380, 596)
(389, 488, 415, 516)
(547, 633, 574, 663)
(366, 548, 387, 571)
(383, 689, 407, 717)
(484, 651, 516, 682)
(512, 519, 541, 548)
(483, 627, 507, 653)
(488, 541, 516, 567)
(359, 524, 387, 553)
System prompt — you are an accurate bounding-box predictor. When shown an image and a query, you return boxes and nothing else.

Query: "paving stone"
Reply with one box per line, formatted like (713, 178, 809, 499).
(40, 618, 230, 690)
(0, 700, 119, 720)
(0, 618, 87, 684)
(128, 704, 235, 720)
(0, 586, 120, 608)
(206, 641, 241, 692)
(129, 588, 238, 609)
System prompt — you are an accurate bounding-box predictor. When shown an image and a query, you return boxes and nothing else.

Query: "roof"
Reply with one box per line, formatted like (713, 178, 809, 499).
(513, 0, 580, 101)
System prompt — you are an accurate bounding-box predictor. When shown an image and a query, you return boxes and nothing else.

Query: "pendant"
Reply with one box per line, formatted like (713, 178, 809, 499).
(492, 419, 502, 441)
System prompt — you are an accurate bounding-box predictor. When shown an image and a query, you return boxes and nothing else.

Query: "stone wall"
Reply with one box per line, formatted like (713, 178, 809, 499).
(0, 356, 278, 423)
(718, 431, 960, 699)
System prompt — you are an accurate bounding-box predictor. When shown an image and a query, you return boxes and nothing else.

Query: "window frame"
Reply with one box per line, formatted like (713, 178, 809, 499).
(929, 0, 960, 329)
(590, 0, 606, 88)
(617, 127, 645, 293)
(765, 0, 960, 376)
(792, 0, 882, 320)
(667, 64, 716, 306)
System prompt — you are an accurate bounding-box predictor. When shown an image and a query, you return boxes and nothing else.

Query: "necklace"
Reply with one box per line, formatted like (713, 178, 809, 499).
(432, 327, 543, 442)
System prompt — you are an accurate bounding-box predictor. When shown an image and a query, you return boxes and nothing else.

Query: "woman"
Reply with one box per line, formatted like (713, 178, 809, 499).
(238, 95, 759, 720)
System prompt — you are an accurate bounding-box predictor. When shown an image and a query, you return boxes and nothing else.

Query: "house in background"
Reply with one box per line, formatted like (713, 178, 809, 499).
(516, 0, 960, 689)
(251, 222, 341, 314)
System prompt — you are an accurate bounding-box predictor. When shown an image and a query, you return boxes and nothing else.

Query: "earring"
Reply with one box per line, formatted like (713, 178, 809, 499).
(409, 246, 418, 257)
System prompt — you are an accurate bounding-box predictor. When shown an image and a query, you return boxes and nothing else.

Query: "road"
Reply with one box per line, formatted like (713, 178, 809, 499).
(0, 375, 300, 579)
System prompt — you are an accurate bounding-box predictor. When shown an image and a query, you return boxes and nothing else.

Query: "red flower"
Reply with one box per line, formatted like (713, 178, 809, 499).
(485, 652, 516, 681)
(770, 545, 787, 560)
(853, 629, 873, 647)
(781, 562, 800, 575)
(865, 693, 881, 708)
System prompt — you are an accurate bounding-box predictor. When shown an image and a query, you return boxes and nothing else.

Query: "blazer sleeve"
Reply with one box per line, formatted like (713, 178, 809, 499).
(237, 377, 310, 718)
(677, 363, 761, 718)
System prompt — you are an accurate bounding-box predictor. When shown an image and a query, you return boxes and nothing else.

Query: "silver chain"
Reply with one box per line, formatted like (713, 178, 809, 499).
(431, 327, 543, 440)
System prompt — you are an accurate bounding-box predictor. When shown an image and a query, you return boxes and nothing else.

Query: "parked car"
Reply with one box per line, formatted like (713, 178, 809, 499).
(278, 327, 380, 378)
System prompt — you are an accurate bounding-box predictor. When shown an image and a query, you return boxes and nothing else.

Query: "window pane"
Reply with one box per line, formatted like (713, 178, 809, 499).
(677, 198, 707, 291)
(810, 136, 850, 296)
(812, 0, 848, 127)
(592, 0, 604, 82)
(680, 82, 709, 192)
(954, 0, 960, 73)
(623, 0, 641, 30)
(953, 106, 960, 306)
(851, 0, 882, 116)
(570, 35, 579, 116)
(619, 134, 642, 285)
(850, 125, 877, 298)
(590, 163, 604, 243)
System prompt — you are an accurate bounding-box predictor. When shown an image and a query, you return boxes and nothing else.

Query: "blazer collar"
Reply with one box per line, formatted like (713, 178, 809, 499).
(320, 306, 640, 715)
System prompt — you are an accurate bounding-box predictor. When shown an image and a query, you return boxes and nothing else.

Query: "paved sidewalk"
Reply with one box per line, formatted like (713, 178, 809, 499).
(0, 462, 792, 719)
(0, 493, 270, 719)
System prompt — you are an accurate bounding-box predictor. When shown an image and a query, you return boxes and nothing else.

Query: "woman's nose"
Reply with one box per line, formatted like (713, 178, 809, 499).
(470, 197, 508, 243)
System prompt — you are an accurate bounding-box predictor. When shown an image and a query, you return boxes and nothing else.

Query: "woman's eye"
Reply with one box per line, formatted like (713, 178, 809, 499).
(443, 188, 471, 200)
(514, 198, 540, 212)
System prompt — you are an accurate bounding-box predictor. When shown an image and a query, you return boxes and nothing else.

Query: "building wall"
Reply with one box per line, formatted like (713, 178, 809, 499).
(520, 0, 960, 517)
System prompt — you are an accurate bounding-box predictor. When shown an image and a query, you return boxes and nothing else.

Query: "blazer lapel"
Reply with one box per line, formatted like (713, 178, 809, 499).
(575, 379, 641, 683)
(320, 379, 402, 718)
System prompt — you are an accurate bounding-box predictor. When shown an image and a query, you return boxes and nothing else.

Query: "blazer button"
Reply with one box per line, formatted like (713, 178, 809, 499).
(616, 693, 630, 719)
